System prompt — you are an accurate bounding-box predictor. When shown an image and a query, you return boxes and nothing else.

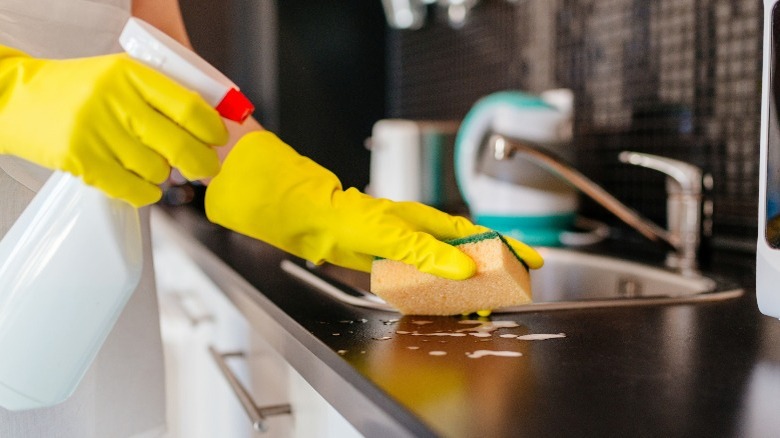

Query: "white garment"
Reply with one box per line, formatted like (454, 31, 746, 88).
(0, 1, 167, 437)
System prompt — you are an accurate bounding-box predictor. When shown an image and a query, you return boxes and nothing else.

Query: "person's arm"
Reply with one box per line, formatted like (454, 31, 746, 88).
(131, 0, 192, 49)
(0, 43, 227, 206)
(205, 130, 544, 280)
(135, 0, 544, 279)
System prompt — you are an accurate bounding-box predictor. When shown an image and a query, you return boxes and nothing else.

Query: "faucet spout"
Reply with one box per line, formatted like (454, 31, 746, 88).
(489, 134, 700, 274)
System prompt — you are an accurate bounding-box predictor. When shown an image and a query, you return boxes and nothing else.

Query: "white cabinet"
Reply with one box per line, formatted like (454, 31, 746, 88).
(151, 210, 362, 438)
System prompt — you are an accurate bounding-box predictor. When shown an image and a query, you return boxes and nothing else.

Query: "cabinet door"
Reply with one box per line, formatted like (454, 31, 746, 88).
(153, 211, 362, 437)
(286, 354, 364, 438)
(155, 226, 260, 437)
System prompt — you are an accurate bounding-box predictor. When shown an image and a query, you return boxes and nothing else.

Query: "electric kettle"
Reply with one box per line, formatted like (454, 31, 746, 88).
(454, 90, 578, 246)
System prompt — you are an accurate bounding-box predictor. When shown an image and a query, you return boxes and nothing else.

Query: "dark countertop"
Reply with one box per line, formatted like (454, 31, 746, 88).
(158, 205, 780, 438)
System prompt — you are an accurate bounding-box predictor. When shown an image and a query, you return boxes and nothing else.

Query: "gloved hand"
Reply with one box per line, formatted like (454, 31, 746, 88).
(0, 45, 228, 207)
(205, 131, 543, 280)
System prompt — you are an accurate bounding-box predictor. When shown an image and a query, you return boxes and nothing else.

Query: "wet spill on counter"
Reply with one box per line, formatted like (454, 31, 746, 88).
(466, 350, 523, 359)
(456, 320, 521, 333)
(329, 317, 567, 360)
(513, 333, 567, 341)
(395, 331, 467, 337)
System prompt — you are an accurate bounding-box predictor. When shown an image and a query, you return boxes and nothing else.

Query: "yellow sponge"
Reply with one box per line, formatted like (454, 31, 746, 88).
(370, 231, 532, 315)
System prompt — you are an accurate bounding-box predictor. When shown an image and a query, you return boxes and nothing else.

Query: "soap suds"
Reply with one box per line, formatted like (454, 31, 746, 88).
(384, 320, 566, 360)
(516, 333, 566, 341)
(412, 320, 433, 325)
(466, 350, 523, 359)
(457, 320, 520, 334)
(498, 333, 567, 340)
(411, 332, 467, 337)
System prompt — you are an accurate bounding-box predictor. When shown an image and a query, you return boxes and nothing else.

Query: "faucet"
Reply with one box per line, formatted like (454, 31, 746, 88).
(489, 134, 705, 275)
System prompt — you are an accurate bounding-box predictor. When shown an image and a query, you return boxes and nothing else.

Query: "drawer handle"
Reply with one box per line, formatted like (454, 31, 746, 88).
(171, 292, 214, 327)
(208, 346, 292, 432)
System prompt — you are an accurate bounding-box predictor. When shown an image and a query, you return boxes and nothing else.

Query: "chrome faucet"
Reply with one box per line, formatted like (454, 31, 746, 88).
(489, 134, 705, 275)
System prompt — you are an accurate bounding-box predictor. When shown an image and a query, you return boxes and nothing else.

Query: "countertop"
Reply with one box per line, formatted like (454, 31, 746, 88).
(155, 205, 780, 438)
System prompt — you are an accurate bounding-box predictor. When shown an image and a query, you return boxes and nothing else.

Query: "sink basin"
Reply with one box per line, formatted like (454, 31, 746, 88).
(281, 247, 743, 313)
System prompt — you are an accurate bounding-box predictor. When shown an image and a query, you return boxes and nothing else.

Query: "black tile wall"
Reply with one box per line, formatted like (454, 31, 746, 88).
(388, 0, 763, 252)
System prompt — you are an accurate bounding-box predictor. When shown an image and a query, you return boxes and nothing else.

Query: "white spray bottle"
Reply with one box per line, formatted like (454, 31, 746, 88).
(0, 17, 253, 410)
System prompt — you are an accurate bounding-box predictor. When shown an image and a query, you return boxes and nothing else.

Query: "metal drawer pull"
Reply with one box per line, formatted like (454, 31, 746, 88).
(172, 292, 214, 327)
(208, 346, 292, 432)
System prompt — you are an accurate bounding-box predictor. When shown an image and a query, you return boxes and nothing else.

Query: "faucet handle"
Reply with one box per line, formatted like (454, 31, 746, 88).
(618, 151, 702, 195)
(618, 151, 703, 275)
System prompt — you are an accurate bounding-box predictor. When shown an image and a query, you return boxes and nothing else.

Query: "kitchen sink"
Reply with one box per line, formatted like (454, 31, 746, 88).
(281, 247, 743, 313)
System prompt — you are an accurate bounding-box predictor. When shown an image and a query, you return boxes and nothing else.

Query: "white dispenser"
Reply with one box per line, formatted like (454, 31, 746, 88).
(758, 0, 780, 318)
(0, 17, 253, 410)
(368, 119, 463, 209)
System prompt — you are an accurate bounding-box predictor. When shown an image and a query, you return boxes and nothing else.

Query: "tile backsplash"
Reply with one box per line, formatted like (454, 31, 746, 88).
(388, 0, 763, 252)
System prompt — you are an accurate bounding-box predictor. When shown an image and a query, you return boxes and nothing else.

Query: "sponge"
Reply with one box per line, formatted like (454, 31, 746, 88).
(370, 231, 532, 315)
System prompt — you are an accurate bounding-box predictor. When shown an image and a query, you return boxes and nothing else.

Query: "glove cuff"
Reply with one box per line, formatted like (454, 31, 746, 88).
(0, 44, 30, 61)
(204, 129, 343, 239)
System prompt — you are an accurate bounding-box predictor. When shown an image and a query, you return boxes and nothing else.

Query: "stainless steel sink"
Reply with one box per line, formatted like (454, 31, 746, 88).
(281, 247, 743, 313)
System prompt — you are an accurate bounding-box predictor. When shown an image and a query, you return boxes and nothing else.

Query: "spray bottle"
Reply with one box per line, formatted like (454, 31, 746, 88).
(0, 17, 253, 410)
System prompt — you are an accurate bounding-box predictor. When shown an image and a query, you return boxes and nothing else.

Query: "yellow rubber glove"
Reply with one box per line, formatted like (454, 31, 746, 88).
(0, 45, 228, 207)
(205, 131, 543, 280)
